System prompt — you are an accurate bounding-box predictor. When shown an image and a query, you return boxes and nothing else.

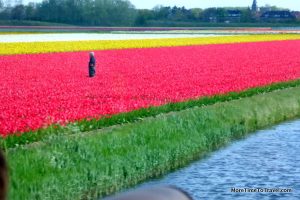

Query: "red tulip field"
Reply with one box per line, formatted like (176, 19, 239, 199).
(1, 39, 300, 135)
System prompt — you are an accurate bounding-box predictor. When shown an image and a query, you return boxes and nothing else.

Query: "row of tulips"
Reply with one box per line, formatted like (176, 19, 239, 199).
(1, 40, 300, 135)
(1, 34, 300, 55)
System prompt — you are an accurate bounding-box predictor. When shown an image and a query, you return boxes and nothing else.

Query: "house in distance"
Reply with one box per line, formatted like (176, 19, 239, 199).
(260, 10, 296, 22)
(225, 10, 242, 23)
(251, 0, 296, 22)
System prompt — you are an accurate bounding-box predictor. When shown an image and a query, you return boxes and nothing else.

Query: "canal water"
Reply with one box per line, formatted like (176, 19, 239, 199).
(134, 120, 300, 200)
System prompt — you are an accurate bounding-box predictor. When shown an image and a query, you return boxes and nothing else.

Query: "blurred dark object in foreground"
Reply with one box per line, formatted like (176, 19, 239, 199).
(0, 151, 7, 200)
(103, 186, 193, 200)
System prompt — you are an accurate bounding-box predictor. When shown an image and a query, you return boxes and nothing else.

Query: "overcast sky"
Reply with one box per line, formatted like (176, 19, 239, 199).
(23, 0, 300, 11)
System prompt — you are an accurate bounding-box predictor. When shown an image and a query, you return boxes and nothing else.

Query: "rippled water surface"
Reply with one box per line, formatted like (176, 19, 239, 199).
(136, 120, 300, 200)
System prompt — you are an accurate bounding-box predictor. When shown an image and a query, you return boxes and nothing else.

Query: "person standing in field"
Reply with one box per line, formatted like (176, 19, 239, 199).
(89, 52, 96, 77)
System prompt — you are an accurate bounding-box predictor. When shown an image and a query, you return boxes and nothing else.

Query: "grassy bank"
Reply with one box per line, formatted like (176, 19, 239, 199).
(6, 86, 300, 200)
(2, 79, 300, 149)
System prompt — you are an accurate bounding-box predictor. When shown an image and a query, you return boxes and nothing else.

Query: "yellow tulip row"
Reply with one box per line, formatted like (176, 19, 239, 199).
(1, 34, 300, 55)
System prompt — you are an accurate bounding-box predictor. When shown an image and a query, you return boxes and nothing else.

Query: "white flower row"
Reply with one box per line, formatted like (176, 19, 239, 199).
(0, 33, 228, 43)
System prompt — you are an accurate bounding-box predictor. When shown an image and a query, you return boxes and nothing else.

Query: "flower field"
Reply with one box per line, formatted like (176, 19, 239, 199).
(1, 38, 300, 136)
(0, 33, 225, 42)
(1, 34, 300, 55)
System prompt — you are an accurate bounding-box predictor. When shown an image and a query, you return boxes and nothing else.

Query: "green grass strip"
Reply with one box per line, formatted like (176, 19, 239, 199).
(2, 79, 300, 149)
(6, 86, 300, 200)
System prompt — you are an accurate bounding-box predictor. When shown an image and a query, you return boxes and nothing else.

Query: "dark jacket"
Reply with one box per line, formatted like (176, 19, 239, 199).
(89, 56, 96, 67)
(89, 56, 96, 77)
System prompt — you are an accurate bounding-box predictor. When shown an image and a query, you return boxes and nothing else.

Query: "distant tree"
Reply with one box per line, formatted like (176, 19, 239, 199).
(241, 7, 253, 22)
(153, 5, 171, 20)
(0, 0, 4, 9)
(216, 8, 226, 22)
(170, 6, 189, 21)
(0, 8, 9, 20)
(62, 0, 85, 24)
(190, 8, 203, 21)
(202, 8, 218, 22)
(135, 9, 153, 26)
(27, 0, 136, 26)
(24, 3, 36, 20)
(92, 0, 136, 26)
(11, 5, 26, 20)
(35, 0, 64, 22)
(108, 0, 137, 26)
(260, 4, 289, 13)
(80, 0, 95, 25)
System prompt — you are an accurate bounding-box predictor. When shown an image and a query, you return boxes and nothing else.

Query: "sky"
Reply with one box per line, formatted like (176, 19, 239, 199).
(22, 0, 300, 11)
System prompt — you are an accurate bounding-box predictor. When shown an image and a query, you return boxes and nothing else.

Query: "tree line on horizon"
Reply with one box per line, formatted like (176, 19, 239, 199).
(0, 0, 297, 26)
